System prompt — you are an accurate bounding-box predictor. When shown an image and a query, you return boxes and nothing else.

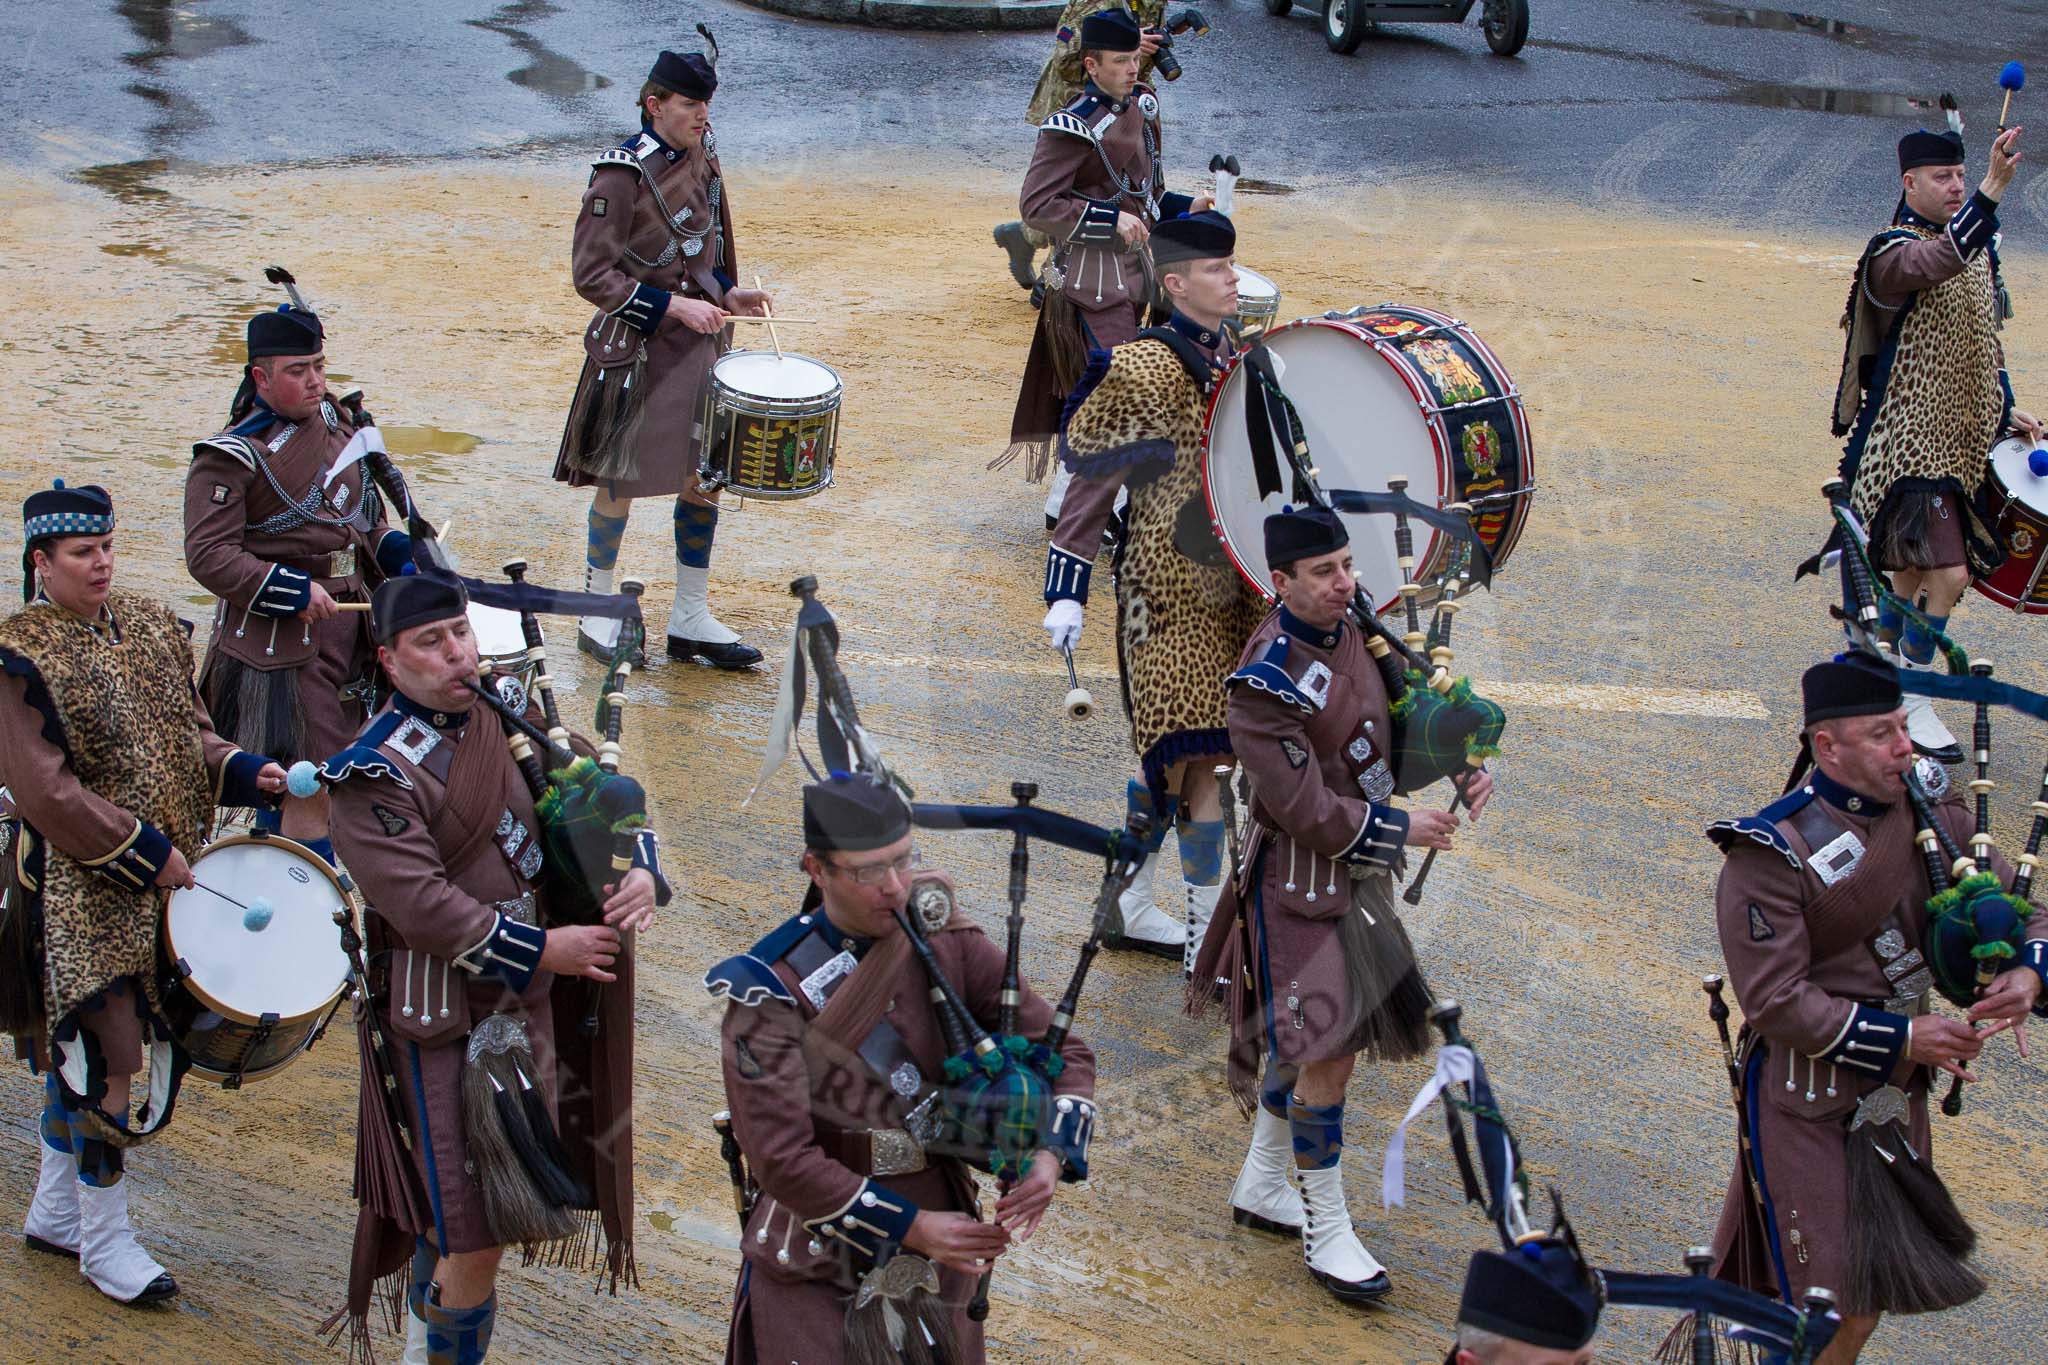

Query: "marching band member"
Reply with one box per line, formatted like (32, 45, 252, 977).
(1445, 1248, 1601, 1365)
(184, 304, 413, 862)
(1191, 505, 1490, 1304)
(322, 575, 662, 1362)
(2, 482, 284, 1305)
(706, 773, 1095, 1364)
(553, 42, 774, 672)
(1006, 6, 1209, 517)
(1827, 124, 2038, 763)
(992, 0, 1169, 291)
(1706, 655, 2048, 1363)
(1041, 211, 1256, 971)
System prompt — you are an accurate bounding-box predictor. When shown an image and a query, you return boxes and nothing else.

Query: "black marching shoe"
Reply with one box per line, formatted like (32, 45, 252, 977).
(127, 1272, 179, 1306)
(668, 635, 764, 670)
(994, 221, 1038, 290)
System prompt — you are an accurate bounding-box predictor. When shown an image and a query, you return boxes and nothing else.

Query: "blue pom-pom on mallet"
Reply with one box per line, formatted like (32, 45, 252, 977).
(2029, 446, 2048, 479)
(286, 760, 322, 799)
(243, 897, 275, 933)
(2000, 61, 2025, 131)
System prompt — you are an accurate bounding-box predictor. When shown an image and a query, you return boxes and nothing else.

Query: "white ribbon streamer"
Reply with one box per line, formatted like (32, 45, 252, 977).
(1381, 1043, 1476, 1211)
(744, 622, 805, 805)
(318, 424, 388, 493)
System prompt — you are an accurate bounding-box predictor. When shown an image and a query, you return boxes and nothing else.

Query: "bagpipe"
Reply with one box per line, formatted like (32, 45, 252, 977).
(748, 574, 1149, 1320)
(1820, 480, 2035, 1115)
(1382, 1001, 1842, 1364)
(1236, 350, 1507, 900)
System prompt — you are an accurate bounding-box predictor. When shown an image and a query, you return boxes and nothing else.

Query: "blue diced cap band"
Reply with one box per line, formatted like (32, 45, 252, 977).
(24, 511, 114, 543)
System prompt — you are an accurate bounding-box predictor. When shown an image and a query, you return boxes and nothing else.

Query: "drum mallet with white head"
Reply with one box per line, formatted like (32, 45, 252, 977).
(1209, 153, 1240, 217)
(1062, 646, 1094, 720)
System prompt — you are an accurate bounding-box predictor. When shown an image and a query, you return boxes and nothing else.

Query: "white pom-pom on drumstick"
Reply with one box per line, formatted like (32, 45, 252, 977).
(286, 760, 323, 799)
(1062, 645, 1095, 721)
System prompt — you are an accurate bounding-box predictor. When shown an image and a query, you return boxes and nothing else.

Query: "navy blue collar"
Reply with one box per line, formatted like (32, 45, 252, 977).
(392, 690, 470, 731)
(1810, 766, 1888, 815)
(1894, 198, 1943, 232)
(229, 394, 282, 437)
(1278, 604, 1344, 650)
(1165, 310, 1228, 354)
(636, 120, 685, 163)
(1083, 79, 1127, 114)
(816, 909, 875, 959)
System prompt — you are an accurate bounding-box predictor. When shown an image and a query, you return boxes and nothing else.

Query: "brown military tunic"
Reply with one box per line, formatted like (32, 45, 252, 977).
(554, 124, 740, 501)
(1193, 605, 1428, 1108)
(1706, 766, 2048, 1314)
(1009, 81, 1190, 462)
(709, 893, 1097, 1364)
(184, 393, 402, 765)
(0, 590, 262, 1082)
(1045, 316, 1263, 798)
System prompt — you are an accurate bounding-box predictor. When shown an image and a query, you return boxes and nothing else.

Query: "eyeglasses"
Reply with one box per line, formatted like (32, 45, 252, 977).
(823, 849, 923, 886)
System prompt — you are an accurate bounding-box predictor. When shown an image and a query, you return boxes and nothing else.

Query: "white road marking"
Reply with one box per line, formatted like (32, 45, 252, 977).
(838, 652, 1769, 721)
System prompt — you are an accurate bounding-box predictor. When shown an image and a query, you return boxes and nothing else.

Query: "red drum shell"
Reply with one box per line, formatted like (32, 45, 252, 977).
(1971, 436, 2048, 614)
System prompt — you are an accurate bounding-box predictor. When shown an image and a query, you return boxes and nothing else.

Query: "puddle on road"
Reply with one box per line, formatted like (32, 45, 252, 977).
(76, 158, 173, 202)
(1237, 178, 1296, 196)
(101, 241, 169, 260)
(1692, 5, 1860, 41)
(1723, 82, 1936, 118)
(469, 0, 613, 105)
(380, 425, 485, 457)
(117, 0, 258, 66)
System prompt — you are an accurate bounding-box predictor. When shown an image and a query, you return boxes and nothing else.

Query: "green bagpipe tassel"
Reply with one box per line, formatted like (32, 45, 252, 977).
(1389, 671, 1506, 793)
(533, 755, 648, 925)
(1922, 871, 2026, 1010)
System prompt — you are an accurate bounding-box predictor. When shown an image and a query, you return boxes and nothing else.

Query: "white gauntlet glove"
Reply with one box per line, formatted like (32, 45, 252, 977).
(1043, 599, 1084, 652)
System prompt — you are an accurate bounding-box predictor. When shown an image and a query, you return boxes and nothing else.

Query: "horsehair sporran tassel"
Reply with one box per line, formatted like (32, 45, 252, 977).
(460, 1013, 579, 1246)
(844, 1253, 955, 1365)
(1842, 1089, 1983, 1314)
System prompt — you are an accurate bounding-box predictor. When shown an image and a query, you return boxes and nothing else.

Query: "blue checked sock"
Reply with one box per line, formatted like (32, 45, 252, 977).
(252, 805, 281, 833)
(39, 1074, 74, 1155)
(586, 507, 627, 573)
(1875, 598, 1904, 646)
(1127, 779, 1170, 855)
(422, 1290, 497, 1365)
(410, 1237, 437, 1306)
(673, 500, 718, 569)
(1288, 1097, 1344, 1171)
(1178, 817, 1226, 887)
(1260, 1064, 1297, 1120)
(1898, 611, 1948, 666)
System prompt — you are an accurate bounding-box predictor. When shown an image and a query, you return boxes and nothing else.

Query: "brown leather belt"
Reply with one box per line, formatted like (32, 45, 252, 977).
(816, 1121, 927, 1177)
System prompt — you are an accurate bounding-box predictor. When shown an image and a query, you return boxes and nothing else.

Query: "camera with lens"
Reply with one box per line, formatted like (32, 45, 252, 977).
(1145, 7, 1208, 82)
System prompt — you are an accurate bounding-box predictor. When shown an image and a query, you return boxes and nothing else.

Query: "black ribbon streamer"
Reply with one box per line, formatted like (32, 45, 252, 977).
(1325, 488, 1495, 588)
(435, 570, 645, 623)
(1239, 345, 1287, 502)
(1896, 666, 2048, 724)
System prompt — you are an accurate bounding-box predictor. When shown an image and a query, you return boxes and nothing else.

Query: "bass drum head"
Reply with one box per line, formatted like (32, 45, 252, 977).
(1204, 318, 1450, 611)
(164, 835, 350, 1024)
(713, 350, 841, 405)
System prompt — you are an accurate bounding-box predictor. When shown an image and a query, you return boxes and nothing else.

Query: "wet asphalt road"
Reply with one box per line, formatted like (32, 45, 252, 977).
(8, 0, 2048, 233)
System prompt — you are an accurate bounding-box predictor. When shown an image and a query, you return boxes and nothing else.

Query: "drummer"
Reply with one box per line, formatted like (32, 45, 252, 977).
(1041, 211, 1262, 972)
(184, 303, 415, 863)
(552, 42, 775, 672)
(2, 482, 285, 1305)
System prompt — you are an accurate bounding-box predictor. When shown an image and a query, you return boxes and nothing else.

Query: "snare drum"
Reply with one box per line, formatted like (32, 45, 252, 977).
(468, 603, 533, 682)
(1971, 436, 2048, 613)
(697, 350, 842, 500)
(1202, 304, 1534, 611)
(160, 832, 353, 1086)
(1231, 266, 1282, 341)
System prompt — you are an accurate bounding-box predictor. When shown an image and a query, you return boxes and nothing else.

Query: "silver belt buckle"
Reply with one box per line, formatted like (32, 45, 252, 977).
(867, 1128, 927, 1177)
(329, 545, 357, 578)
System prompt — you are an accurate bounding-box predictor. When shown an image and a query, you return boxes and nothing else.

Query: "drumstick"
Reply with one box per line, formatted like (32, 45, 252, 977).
(755, 273, 783, 361)
(727, 316, 821, 325)
(336, 602, 373, 612)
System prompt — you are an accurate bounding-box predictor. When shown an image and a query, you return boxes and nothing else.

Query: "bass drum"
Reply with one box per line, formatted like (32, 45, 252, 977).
(1972, 436, 2048, 613)
(1201, 305, 1534, 612)
(160, 831, 353, 1086)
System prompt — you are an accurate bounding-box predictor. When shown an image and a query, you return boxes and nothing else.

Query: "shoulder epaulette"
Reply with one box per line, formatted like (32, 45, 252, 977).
(1704, 785, 1810, 866)
(1041, 107, 1105, 142)
(318, 711, 412, 790)
(191, 433, 264, 469)
(703, 910, 820, 1007)
(1227, 635, 1316, 713)
(591, 146, 644, 178)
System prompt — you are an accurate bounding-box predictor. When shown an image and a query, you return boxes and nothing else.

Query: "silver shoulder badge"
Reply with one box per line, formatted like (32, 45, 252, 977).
(1295, 660, 1333, 711)
(1912, 756, 1950, 799)
(1137, 90, 1159, 119)
(909, 876, 954, 935)
(1807, 828, 1866, 886)
(703, 124, 716, 157)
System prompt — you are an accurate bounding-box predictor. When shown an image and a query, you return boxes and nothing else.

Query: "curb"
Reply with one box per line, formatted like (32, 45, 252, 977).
(737, 0, 1063, 30)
